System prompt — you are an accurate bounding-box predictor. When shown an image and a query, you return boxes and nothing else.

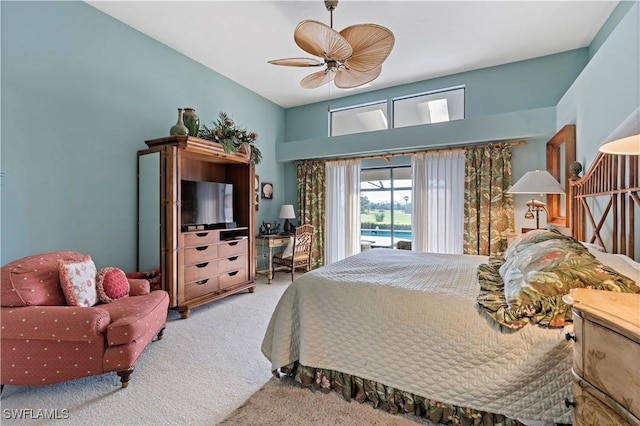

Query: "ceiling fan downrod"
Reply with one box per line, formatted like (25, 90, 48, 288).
(325, 0, 338, 28)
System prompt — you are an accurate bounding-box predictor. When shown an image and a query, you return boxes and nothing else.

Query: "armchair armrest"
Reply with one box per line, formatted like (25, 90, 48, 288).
(128, 278, 150, 296)
(1, 305, 110, 341)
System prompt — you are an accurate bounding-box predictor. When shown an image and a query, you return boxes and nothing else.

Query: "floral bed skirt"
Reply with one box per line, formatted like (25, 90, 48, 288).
(278, 362, 524, 426)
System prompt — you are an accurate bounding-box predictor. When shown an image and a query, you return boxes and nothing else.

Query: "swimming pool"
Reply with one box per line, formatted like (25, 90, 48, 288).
(361, 229, 412, 240)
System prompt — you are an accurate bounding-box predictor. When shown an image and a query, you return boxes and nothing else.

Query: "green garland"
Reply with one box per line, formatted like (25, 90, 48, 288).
(198, 111, 262, 164)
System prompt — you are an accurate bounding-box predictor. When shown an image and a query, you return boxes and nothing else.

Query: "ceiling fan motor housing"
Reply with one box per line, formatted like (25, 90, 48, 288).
(325, 1, 339, 12)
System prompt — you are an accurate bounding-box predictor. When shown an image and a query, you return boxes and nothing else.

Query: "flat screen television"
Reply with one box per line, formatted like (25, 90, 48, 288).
(181, 180, 234, 228)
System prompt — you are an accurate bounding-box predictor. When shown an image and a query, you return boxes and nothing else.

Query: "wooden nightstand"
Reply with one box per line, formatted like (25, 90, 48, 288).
(563, 288, 640, 425)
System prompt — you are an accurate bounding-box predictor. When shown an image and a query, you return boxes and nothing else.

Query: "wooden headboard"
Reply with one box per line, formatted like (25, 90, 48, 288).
(569, 152, 640, 259)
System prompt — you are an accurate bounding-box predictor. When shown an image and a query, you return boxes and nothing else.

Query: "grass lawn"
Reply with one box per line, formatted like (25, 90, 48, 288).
(361, 209, 412, 225)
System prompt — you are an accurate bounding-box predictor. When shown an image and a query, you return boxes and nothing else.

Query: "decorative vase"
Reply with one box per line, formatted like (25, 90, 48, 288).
(170, 108, 189, 136)
(183, 107, 200, 137)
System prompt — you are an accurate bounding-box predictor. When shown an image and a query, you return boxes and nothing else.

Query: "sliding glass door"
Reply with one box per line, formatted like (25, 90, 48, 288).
(360, 166, 411, 249)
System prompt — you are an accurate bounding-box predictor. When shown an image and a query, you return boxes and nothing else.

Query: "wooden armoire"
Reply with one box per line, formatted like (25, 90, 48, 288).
(137, 136, 256, 318)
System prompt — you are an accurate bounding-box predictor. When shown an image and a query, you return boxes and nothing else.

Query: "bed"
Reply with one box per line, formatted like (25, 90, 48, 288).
(261, 152, 640, 425)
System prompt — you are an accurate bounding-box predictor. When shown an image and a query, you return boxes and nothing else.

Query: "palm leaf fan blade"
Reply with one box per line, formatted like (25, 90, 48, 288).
(294, 20, 352, 61)
(341, 24, 395, 72)
(301, 69, 334, 89)
(268, 58, 324, 67)
(334, 65, 381, 89)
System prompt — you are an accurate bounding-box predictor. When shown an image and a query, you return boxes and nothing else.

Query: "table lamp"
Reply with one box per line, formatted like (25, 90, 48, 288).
(279, 204, 296, 234)
(508, 170, 564, 229)
(598, 106, 640, 155)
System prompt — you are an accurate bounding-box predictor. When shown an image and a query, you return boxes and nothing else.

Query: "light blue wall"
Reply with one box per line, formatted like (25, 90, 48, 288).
(557, 1, 639, 167)
(2, 1, 636, 267)
(1, 1, 285, 268)
(278, 50, 590, 228)
(283, 49, 588, 144)
(588, 0, 636, 60)
(278, 2, 638, 237)
(556, 1, 640, 253)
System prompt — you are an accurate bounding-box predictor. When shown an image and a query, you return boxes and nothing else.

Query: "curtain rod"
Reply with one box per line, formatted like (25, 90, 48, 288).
(295, 140, 526, 165)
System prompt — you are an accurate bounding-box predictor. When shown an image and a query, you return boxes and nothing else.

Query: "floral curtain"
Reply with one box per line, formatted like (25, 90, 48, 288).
(297, 160, 326, 269)
(463, 144, 514, 255)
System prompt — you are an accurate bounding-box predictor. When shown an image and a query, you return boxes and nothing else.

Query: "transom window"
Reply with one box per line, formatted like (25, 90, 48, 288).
(393, 87, 465, 128)
(330, 101, 387, 137)
(329, 87, 465, 137)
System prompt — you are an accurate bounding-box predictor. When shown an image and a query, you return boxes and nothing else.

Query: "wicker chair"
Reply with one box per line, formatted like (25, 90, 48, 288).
(272, 224, 315, 281)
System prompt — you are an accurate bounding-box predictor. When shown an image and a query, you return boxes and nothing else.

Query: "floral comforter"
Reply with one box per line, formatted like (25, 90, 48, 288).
(261, 249, 573, 424)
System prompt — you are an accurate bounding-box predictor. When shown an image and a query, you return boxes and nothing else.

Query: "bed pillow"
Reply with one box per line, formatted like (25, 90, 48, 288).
(59, 256, 98, 307)
(580, 241, 605, 252)
(478, 237, 640, 330)
(586, 250, 639, 286)
(504, 228, 576, 259)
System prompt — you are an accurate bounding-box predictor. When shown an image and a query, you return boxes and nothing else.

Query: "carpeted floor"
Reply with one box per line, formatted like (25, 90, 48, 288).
(0, 272, 432, 425)
(219, 376, 434, 426)
(0, 274, 291, 425)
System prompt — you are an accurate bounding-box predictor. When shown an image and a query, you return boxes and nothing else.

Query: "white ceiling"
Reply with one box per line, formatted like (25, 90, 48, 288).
(87, 1, 618, 109)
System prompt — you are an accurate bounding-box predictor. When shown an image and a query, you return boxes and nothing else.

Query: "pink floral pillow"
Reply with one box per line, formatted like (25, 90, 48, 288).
(96, 267, 129, 303)
(58, 256, 98, 307)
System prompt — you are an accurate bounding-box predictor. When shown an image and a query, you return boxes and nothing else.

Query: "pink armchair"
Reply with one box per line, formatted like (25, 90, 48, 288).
(1, 251, 169, 389)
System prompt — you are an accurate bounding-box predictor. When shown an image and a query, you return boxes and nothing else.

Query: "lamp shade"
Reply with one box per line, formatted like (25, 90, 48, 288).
(598, 106, 640, 155)
(279, 204, 296, 219)
(508, 170, 564, 195)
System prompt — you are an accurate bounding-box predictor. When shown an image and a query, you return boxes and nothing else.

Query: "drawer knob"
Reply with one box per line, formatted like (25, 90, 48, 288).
(196, 262, 209, 268)
(228, 256, 239, 261)
(195, 279, 209, 285)
(195, 246, 209, 251)
(564, 332, 576, 342)
(564, 398, 576, 408)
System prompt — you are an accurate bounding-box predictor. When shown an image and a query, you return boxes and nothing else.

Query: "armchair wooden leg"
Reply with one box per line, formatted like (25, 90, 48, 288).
(117, 368, 134, 388)
(156, 325, 166, 341)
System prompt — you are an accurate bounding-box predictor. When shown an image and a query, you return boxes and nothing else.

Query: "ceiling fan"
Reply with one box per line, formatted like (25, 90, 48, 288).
(268, 0, 395, 89)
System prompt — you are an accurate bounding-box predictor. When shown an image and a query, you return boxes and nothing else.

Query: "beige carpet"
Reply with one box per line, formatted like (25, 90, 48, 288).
(219, 376, 435, 426)
(0, 275, 292, 425)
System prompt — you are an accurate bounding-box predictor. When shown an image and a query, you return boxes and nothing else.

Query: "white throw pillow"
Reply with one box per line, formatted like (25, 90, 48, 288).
(58, 256, 98, 307)
(282, 237, 294, 258)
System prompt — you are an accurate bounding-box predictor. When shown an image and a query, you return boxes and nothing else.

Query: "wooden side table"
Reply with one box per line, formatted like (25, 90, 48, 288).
(563, 288, 640, 425)
(256, 235, 290, 283)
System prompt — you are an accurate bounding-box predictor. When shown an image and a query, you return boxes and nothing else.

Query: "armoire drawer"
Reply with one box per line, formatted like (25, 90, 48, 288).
(184, 231, 219, 247)
(218, 239, 247, 258)
(184, 276, 219, 301)
(219, 269, 248, 290)
(218, 255, 246, 274)
(184, 261, 218, 283)
(183, 244, 218, 265)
